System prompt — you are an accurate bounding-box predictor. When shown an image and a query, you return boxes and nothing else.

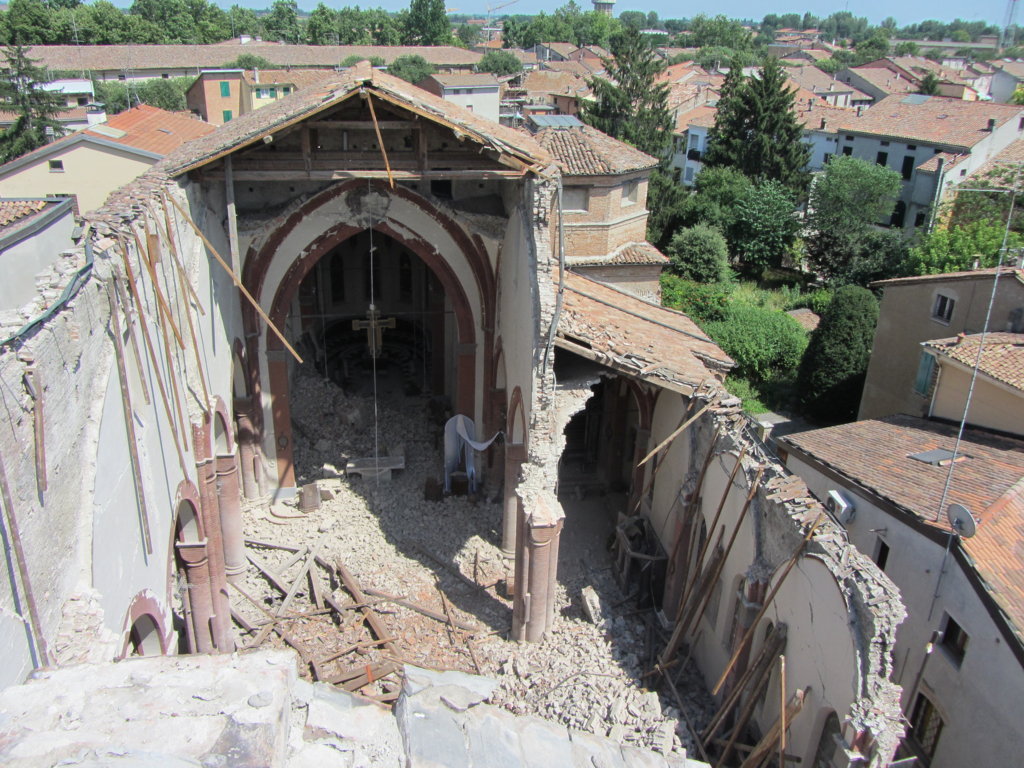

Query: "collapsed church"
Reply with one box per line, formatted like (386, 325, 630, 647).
(0, 63, 907, 766)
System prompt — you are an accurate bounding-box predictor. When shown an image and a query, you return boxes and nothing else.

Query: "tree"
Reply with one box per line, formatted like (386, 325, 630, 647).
(405, 0, 450, 45)
(666, 223, 731, 283)
(262, 0, 301, 44)
(705, 304, 807, 382)
(305, 2, 337, 45)
(387, 54, 435, 83)
(456, 22, 480, 47)
(0, 44, 67, 162)
(918, 72, 940, 95)
(728, 181, 799, 272)
(580, 27, 672, 158)
(678, 14, 753, 50)
(894, 40, 919, 56)
(797, 285, 878, 423)
(805, 155, 902, 283)
(225, 53, 274, 70)
(341, 54, 385, 67)
(477, 49, 521, 76)
(704, 57, 810, 194)
(681, 165, 753, 232)
(904, 220, 1022, 275)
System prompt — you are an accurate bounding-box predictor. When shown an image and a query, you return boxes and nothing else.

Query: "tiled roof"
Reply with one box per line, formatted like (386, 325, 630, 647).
(88, 105, 215, 155)
(540, 60, 595, 78)
(0, 199, 48, 228)
(793, 102, 858, 131)
(532, 124, 657, 176)
(162, 62, 550, 177)
(569, 241, 669, 267)
(244, 68, 336, 90)
(558, 270, 733, 391)
(0, 106, 90, 125)
(970, 136, 1024, 184)
(843, 94, 1024, 148)
(426, 73, 499, 88)
(924, 332, 1024, 392)
(915, 151, 967, 173)
(519, 69, 590, 97)
(996, 60, 1024, 79)
(872, 266, 1024, 287)
(540, 42, 578, 58)
(784, 65, 858, 95)
(675, 104, 717, 131)
(786, 307, 821, 332)
(25, 44, 482, 71)
(845, 67, 917, 95)
(780, 414, 1024, 644)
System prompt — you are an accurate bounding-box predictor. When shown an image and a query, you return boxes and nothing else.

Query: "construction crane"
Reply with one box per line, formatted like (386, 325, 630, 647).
(1002, 0, 1020, 50)
(485, 0, 519, 41)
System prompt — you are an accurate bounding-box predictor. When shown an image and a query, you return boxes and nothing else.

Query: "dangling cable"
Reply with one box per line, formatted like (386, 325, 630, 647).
(368, 203, 381, 489)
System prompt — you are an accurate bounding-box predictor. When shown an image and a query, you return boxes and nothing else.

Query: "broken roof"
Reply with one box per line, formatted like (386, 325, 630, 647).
(842, 94, 1024, 149)
(557, 271, 732, 395)
(780, 414, 1024, 645)
(532, 124, 657, 176)
(924, 332, 1024, 392)
(162, 62, 551, 178)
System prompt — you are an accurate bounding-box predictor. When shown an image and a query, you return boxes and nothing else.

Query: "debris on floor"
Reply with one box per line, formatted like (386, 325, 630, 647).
(234, 366, 714, 758)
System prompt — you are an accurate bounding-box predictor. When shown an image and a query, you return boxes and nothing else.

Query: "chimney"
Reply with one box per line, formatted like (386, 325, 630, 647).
(807, 97, 813, 111)
(821, 117, 827, 129)
(857, 105, 864, 117)
(254, 68, 260, 84)
(86, 106, 106, 126)
(987, 117, 997, 132)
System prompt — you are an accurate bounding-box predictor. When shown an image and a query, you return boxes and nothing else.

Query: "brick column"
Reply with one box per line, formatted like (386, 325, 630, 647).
(216, 451, 246, 585)
(501, 444, 527, 555)
(512, 494, 564, 642)
(175, 540, 214, 654)
(235, 398, 260, 499)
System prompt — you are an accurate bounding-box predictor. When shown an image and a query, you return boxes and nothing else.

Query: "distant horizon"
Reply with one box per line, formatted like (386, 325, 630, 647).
(177, 1, 1005, 30)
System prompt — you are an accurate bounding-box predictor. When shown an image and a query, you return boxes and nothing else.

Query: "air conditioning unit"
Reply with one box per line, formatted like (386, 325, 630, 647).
(826, 489, 856, 524)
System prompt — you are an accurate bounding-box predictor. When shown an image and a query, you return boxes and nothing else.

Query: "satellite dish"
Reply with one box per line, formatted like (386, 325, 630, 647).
(946, 503, 977, 538)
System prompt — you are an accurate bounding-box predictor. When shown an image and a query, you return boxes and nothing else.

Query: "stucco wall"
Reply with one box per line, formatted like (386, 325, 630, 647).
(0, 204, 75, 311)
(860, 275, 1024, 421)
(929, 362, 1024, 436)
(785, 452, 1024, 768)
(0, 144, 154, 213)
(0, 174, 237, 686)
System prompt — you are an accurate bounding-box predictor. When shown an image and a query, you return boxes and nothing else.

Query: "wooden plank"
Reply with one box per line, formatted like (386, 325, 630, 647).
(736, 688, 807, 768)
(712, 517, 824, 696)
(637, 403, 710, 468)
(334, 559, 401, 658)
(365, 91, 394, 187)
(130, 226, 185, 350)
(25, 366, 46, 495)
(278, 539, 325, 616)
(166, 194, 303, 364)
(106, 282, 153, 555)
(229, 581, 319, 679)
(112, 279, 151, 405)
(307, 119, 413, 129)
(362, 586, 483, 633)
(204, 169, 527, 181)
(157, 194, 206, 315)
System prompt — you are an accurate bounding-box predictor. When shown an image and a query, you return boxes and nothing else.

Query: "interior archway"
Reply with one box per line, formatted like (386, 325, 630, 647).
(128, 614, 163, 656)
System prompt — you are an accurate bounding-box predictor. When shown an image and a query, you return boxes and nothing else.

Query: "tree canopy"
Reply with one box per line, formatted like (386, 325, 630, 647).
(405, 0, 450, 45)
(477, 49, 522, 76)
(704, 57, 810, 194)
(580, 26, 671, 159)
(387, 54, 435, 84)
(0, 44, 66, 163)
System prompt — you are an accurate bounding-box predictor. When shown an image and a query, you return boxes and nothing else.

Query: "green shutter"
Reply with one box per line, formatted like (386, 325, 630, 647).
(220, 81, 230, 97)
(270, 87, 277, 98)
(222, 110, 233, 123)
(913, 352, 935, 395)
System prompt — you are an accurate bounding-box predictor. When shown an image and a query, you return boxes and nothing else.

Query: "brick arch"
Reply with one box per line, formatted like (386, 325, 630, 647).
(241, 180, 495, 491)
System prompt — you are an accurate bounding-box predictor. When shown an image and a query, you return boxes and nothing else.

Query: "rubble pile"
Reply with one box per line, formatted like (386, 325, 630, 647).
(236, 366, 712, 758)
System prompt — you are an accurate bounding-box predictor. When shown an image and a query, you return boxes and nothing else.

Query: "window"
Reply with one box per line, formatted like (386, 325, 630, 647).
(908, 144, 917, 150)
(219, 81, 231, 98)
(684, 166, 694, 183)
(162, 73, 169, 79)
(622, 180, 639, 206)
(915, 211, 928, 227)
(932, 293, 955, 323)
(1019, 116, 1024, 131)
(874, 538, 890, 571)
(880, 140, 890, 146)
(891, 200, 906, 228)
(844, 134, 853, 141)
(256, 88, 269, 98)
(283, 86, 291, 94)
(842, 146, 853, 156)
(222, 110, 233, 123)
(562, 186, 589, 211)
(822, 152, 832, 165)
(76, 96, 88, 106)
(48, 159, 65, 173)
(913, 351, 936, 395)
(118, 74, 126, 81)
(876, 151, 889, 166)
(270, 87, 277, 98)
(908, 692, 944, 762)
(902, 155, 915, 180)
(940, 614, 969, 666)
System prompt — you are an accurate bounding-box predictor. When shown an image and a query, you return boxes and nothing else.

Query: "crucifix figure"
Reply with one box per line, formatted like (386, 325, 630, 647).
(352, 304, 395, 358)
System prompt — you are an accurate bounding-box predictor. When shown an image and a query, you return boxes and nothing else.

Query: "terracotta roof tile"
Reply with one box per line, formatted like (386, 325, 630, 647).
(518, 69, 590, 97)
(425, 73, 499, 88)
(569, 241, 669, 267)
(0, 199, 48, 228)
(541, 60, 595, 78)
(786, 308, 820, 332)
(924, 332, 1024, 392)
(88, 104, 215, 155)
(25, 44, 482, 71)
(162, 63, 550, 177)
(558, 271, 733, 390)
(843, 94, 1024, 148)
(845, 67, 918, 95)
(244, 68, 336, 90)
(970, 137, 1024, 184)
(780, 414, 1024, 643)
(532, 124, 657, 176)
(872, 266, 1024, 287)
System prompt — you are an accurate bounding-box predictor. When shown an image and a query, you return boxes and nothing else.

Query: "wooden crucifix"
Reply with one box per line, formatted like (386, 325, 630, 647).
(352, 304, 395, 358)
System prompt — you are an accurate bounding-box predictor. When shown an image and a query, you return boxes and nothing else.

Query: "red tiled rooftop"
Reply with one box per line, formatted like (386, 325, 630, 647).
(843, 94, 1024, 148)
(0, 199, 48, 228)
(924, 332, 1024, 392)
(90, 104, 216, 155)
(780, 414, 1024, 642)
(532, 124, 657, 176)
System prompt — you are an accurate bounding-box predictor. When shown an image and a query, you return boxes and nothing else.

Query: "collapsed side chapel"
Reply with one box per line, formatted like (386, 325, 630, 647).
(0, 64, 905, 765)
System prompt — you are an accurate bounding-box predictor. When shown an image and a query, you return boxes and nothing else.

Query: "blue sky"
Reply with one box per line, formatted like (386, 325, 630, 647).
(255, 1, 1007, 29)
